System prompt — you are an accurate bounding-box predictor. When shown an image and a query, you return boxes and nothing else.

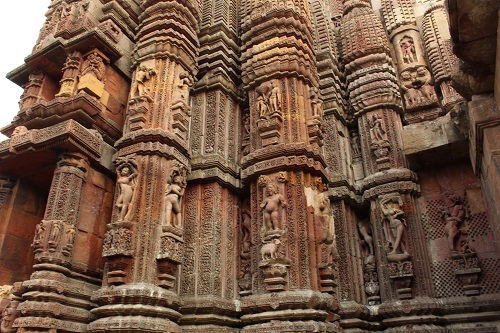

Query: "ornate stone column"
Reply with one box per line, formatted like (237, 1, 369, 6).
(13, 152, 101, 333)
(89, 1, 200, 332)
(239, 0, 338, 331)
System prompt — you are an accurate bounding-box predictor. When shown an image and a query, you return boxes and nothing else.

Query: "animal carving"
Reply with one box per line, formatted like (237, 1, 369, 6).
(261, 239, 281, 261)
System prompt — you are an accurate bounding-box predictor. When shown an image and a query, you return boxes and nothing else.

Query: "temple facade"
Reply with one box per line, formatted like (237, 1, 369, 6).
(0, 0, 499, 332)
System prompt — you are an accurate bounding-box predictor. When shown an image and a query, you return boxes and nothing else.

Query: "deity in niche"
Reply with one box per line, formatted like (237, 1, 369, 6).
(350, 129, 361, 156)
(268, 80, 282, 114)
(81, 52, 106, 81)
(132, 65, 156, 97)
(260, 182, 287, 232)
(242, 204, 252, 245)
(369, 114, 387, 143)
(116, 162, 138, 221)
(50, 222, 62, 243)
(399, 35, 417, 64)
(441, 191, 466, 253)
(310, 87, 323, 118)
(173, 72, 194, 105)
(357, 219, 374, 260)
(243, 113, 251, 135)
(164, 169, 187, 228)
(380, 196, 409, 258)
(257, 95, 269, 119)
(35, 221, 46, 239)
(65, 225, 76, 245)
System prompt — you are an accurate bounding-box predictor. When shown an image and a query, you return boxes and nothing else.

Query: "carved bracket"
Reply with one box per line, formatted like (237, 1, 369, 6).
(452, 251, 482, 296)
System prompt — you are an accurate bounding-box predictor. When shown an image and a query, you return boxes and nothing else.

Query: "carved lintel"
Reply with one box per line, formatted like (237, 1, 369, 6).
(451, 251, 482, 296)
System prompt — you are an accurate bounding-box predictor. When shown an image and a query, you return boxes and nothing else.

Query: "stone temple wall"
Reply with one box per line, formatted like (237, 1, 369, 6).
(0, 0, 499, 332)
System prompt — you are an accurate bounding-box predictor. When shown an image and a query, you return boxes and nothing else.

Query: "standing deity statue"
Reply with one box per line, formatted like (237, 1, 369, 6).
(380, 196, 408, 257)
(441, 191, 466, 253)
(260, 183, 287, 232)
(400, 35, 417, 64)
(133, 66, 155, 97)
(268, 81, 282, 114)
(116, 165, 138, 221)
(369, 114, 387, 143)
(165, 170, 186, 228)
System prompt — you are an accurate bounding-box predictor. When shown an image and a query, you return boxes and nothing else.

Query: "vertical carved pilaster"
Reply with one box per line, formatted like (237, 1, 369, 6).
(14, 152, 98, 333)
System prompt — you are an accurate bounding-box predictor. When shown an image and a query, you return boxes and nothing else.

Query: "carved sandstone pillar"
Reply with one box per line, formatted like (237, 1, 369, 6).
(239, 1, 338, 332)
(13, 152, 102, 333)
(89, 1, 200, 332)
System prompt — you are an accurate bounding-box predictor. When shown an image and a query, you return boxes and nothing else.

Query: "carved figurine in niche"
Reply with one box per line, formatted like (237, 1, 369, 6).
(416, 67, 436, 101)
(243, 113, 251, 136)
(65, 225, 76, 245)
(399, 35, 417, 64)
(257, 95, 269, 119)
(115, 162, 138, 221)
(310, 87, 323, 118)
(260, 182, 287, 233)
(81, 52, 106, 82)
(350, 129, 361, 156)
(441, 191, 467, 253)
(164, 169, 187, 228)
(357, 219, 374, 264)
(34, 221, 46, 242)
(132, 66, 156, 97)
(173, 72, 194, 106)
(369, 114, 388, 143)
(380, 196, 409, 259)
(242, 204, 252, 246)
(50, 222, 62, 243)
(269, 80, 282, 114)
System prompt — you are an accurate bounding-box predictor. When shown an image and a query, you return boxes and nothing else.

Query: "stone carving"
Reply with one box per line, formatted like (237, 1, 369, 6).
(268, 80, 282, 115)
(132, 66, 156, 98)
(81, 51, 106, 81)
(19, 71, 45, 110)
(172, 72, 194, 106)
(115, 157, 139, 222)
(256, 80, 282, 119)
(310, 87, 323, 118)
(261, 239, 281, 260)
(369, 113, 391, 170)
(380, 195, 409, 261)
(400, 67, 438, 109)
(350, 129, 361, 157)
(11, 126, 28, 138)
(399, 35, 417, 64)
(56, 52, 82, 97)
(103, 226, 134, 257)
(357, 219, 374, 261)
(441, 191, 466, 253)
(260, 182, 287, 234)
(164, 167, 187, 228)
(33, 221, 46, 248)
(1, 300, 19, 333)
